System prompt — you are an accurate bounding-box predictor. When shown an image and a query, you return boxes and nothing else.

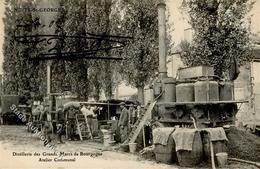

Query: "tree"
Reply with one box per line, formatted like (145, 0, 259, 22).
(3, 0, 42, 99)
(115, 0, 173, 104)
(180, 0, 254, 77)
(59, 0, 120, 100)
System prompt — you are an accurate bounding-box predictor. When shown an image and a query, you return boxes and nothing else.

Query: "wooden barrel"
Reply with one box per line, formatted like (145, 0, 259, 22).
(201, 131, 227, 163)
(176, 131, 203, 167)
(154, 135, 177, 164)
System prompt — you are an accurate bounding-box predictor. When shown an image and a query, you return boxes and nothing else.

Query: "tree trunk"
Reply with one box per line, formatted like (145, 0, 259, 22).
(137, 86, 145, 105)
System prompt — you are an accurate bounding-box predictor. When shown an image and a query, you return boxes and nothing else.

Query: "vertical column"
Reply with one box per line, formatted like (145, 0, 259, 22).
(47, 61, 52, 96)
(157, 0, 167, 80)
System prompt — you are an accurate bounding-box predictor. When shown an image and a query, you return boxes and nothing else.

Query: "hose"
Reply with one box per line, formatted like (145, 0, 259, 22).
(228, 158, 260, 168)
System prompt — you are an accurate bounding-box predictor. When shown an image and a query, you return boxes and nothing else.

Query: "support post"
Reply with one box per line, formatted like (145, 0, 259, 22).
(157, 0, 167, 80)
(47, 61, 51, 97)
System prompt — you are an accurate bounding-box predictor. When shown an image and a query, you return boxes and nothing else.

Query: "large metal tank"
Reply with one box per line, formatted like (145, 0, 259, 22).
(219, 81, 234, 101)
(162, 78, 176, 102)
(55, 95, 78, 110)
(176, 83, 194, 102)
(194, 81, 219, 102)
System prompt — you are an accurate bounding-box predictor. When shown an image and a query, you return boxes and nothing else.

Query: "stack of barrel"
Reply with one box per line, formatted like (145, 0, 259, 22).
(153, 127, 228, 167)
(155, 81, 234, 106)
(155, 66, 235, 103)
(175, 80, 234, 103)
(153, 127, 203, 167)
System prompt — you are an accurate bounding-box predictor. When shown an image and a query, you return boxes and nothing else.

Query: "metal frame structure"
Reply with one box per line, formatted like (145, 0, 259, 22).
(14, 18, 133, 61)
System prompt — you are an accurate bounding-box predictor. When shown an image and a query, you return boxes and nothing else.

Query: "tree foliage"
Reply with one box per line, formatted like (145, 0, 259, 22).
(2, 0, 171, 102)
(3, 0, 43, 99)
(61, 0, 119, 99)
(180, 0, 254, 77)
(115, 0, 173, 103)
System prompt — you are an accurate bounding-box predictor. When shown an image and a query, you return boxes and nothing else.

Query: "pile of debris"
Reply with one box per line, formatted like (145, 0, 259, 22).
(226, 126, 260, 162)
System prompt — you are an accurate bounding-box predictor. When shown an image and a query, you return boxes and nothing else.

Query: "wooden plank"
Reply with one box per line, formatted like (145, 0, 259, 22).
(128, 101, 157, 143)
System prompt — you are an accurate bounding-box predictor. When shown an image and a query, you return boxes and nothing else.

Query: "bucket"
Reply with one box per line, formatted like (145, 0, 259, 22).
(103, 134, 110, 147)
(216, 152, 228, 167)
(129, 143, 137, 153)
(102, 129, 114, 147)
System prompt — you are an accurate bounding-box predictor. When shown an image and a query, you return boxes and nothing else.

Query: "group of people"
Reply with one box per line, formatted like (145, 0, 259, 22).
(32, 102, 97, 145)
(117, 102, 144, 142)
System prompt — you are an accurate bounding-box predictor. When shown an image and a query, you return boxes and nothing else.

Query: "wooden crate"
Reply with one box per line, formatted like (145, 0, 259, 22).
(178, 66, 214, 79)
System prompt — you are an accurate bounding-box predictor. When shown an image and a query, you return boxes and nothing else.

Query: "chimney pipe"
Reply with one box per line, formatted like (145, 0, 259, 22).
(157, 0, 167, 79)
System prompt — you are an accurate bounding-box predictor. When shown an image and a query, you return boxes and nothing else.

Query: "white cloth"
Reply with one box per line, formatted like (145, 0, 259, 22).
(172, 128, 197, 151)
(81, 106, 95, 116)
(202, 127, 228, 141)
(153, 127, 176, 146)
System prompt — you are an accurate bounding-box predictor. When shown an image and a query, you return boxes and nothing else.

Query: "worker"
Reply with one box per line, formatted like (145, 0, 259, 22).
(80, 105, 95, 136)
(56, 105, 65, 144)
(40, 103, 53, 146)
(80, 105, 95, 117)
(66, 106, 76, 141)
(32, 102, 43, 121)
(118, 102, 129, 143)
(129, 104, 137, 125)
(0, 106, 2, 125)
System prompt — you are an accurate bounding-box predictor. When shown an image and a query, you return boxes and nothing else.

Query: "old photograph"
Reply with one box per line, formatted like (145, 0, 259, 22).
(0, 0, 259, 168)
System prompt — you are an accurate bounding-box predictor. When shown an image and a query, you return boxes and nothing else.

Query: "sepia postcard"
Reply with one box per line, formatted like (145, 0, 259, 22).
(0, 0, 259, 169)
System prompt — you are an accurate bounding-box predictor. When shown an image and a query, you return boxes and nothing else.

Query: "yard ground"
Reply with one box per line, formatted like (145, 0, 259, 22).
(0, 125, 258, 169)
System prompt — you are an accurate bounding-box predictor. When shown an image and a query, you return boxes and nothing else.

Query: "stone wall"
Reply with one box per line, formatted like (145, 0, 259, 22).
(234, 63, 254, 124)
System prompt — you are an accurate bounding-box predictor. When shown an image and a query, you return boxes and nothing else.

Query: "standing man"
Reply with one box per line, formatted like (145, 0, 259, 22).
(0, 106, 3, 125)
(66, 106, 76, 141)
(56, 105, 65, 144)
(80, 105, 95, 136)
(129, 104, 137, 125)
(40, 103, 53, 146)
(118, 102, 129, 143)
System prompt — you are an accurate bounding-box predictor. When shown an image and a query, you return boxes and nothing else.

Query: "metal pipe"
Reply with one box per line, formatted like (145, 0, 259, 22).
(47, 61, 51, 96)
(157, 0, 167, 79)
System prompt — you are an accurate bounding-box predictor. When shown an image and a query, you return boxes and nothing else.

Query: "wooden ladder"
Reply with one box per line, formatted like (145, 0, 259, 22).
(123, 101, 157, 144)
(76, 114, 93, 141)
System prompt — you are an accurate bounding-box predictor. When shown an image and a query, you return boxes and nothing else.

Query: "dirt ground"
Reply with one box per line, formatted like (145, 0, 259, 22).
(0, 125, 258, 169)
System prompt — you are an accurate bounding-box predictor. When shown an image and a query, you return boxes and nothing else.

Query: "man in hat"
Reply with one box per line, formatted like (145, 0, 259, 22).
(40, 103, 53, 146)
(56, 105, 65, 144)
(66, 106, 76, 141)
(118, 102, 129, 142)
